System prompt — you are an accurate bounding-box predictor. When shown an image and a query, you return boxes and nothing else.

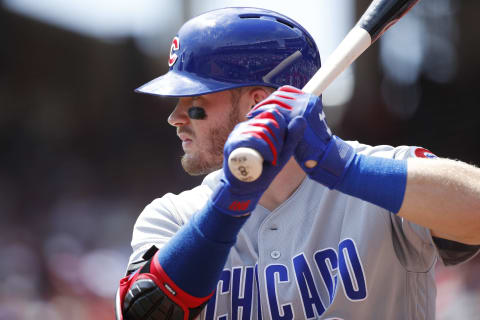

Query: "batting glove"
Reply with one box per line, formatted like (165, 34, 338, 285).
(211, 105, 306, 216)
(249, 85, 355, 189)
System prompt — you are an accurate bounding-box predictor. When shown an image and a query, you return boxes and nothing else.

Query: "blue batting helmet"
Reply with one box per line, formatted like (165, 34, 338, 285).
(135, 7, 321, 97)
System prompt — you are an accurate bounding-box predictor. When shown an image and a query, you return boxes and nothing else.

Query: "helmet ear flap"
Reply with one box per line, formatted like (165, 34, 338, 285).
(135, 7, 321, 98)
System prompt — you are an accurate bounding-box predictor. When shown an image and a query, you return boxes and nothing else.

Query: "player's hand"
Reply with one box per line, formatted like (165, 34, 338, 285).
(249, 86, 355, 189)
(211, 106, 306, 216)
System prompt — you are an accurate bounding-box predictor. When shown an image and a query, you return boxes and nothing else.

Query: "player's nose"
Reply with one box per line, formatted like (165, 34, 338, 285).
(168, 102, 190, 127)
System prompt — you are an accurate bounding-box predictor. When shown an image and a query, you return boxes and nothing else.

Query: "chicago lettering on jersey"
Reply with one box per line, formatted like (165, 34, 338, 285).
(204, 239, 367, 320)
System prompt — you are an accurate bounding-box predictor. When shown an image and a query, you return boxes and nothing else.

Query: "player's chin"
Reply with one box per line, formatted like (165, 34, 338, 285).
(181, 153, 221, 176)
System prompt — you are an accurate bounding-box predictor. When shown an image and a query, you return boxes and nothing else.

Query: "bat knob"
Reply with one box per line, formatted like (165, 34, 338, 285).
(228, 147, 263, 182)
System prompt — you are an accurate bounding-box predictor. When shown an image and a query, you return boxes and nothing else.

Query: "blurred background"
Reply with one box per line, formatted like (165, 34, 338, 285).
(1, 0, 479, 319)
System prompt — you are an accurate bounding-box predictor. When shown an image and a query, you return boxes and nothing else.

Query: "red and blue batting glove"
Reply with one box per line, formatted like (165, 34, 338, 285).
(211, 105, 306, 216)
(248, 85, 355, 189)
(249, 86, 407, 214)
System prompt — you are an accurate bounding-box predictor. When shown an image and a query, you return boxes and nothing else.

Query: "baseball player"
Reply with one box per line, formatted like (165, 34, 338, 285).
(116, 7, 480, 320)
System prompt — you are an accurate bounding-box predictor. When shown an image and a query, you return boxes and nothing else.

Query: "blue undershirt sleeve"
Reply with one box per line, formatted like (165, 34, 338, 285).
(335, 154, 408, 213)
(155, 200, 248, 297)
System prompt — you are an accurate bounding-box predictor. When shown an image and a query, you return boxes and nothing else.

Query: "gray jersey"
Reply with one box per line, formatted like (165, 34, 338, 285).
(127, 142, 479, 320)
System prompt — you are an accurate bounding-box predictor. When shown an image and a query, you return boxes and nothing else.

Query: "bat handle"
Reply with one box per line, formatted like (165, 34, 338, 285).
(228, 146, 319, 182)
(228, 147, 264, 182)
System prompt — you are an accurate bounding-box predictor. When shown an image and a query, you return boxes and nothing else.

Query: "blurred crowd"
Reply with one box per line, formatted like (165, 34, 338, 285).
(436, 257, 480, 319)
(0, 6, 201, 319)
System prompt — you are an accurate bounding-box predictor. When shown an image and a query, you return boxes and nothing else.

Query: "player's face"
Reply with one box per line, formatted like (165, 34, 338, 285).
(168, 90, 250, 175)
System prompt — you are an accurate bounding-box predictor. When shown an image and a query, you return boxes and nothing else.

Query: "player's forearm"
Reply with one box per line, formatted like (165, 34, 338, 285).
(155, 201, 248, 297)
(117, 201, 248, 319)
(398, 158, 480, 245)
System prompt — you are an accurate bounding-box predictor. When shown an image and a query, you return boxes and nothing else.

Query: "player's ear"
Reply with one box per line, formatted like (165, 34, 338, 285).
(250, 87, 274, 106)
(238, 87, 274, 119)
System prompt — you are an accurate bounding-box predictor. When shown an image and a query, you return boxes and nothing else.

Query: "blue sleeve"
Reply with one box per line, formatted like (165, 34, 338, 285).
(155, 200, 249, 297)
(336, 154, 407, 213)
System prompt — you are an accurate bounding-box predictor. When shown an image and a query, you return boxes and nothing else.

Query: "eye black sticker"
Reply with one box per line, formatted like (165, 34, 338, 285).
(188, 106, 207, 120)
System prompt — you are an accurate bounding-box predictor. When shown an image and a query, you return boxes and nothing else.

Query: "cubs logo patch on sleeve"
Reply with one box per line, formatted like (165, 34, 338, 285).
(413, 147, 437, 159)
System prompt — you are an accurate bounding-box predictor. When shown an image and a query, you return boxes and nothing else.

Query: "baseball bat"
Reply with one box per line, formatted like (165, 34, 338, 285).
(228, 0, 420, 182)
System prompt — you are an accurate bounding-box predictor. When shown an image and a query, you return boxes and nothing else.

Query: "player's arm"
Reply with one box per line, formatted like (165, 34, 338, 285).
(398, 158, 480, 245)
(117, 106, 306, 320)
(259, 86, 480, 246)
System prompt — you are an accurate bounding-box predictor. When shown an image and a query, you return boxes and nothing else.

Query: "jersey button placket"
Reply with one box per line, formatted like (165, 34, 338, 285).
(258, 212, 285, 317)
(268, 224, 281, 259)
(270, 250, 281, 259)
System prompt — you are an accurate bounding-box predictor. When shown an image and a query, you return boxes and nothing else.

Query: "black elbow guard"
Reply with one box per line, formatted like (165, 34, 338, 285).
(116, 246, 211, 320)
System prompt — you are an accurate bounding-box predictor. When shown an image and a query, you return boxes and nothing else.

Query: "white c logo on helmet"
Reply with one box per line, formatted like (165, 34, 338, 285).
(168, 36, 180, 67)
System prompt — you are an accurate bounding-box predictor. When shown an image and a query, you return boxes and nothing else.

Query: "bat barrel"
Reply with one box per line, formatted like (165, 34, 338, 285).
(357, 0, 420, 42)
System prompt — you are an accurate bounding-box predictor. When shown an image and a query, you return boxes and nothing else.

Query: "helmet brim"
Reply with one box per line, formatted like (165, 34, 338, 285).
(135, 70, 254, 98)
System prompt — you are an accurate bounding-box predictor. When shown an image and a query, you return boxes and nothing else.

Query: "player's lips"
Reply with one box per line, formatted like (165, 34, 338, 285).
(178, 133, 193, 149)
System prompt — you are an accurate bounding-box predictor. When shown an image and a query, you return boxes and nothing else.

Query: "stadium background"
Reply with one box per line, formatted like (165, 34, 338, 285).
(0, 0, 479, 318)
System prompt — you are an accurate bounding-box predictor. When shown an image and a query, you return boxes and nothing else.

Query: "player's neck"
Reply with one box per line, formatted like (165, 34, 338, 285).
(259, 157, 306, 212)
